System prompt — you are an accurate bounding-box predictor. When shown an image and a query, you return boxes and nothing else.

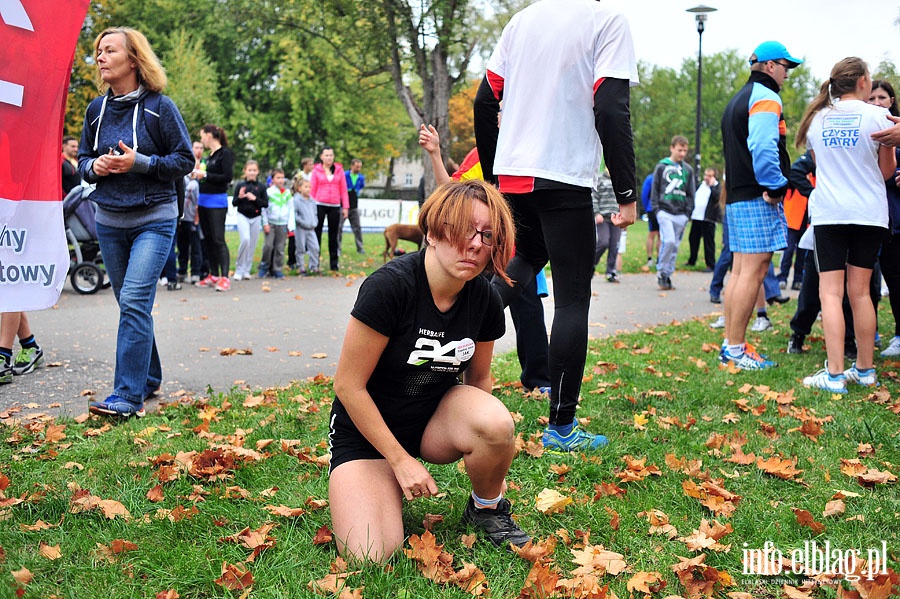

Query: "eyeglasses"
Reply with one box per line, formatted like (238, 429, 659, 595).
(773, 60, 791, 70)
(446, 223, 494, 246)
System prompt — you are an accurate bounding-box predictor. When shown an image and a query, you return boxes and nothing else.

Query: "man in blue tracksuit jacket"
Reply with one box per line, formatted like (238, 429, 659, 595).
(719, 40, 803, 371)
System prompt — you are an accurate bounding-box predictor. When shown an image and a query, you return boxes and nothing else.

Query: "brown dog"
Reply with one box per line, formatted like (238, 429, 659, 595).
(383, 223, 424, 262)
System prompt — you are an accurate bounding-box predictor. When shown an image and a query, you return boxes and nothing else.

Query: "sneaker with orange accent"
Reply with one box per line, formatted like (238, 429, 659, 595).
(215, 276, 231, 292)
(720, 343, 777, 370)
(196, 275, 219, 288)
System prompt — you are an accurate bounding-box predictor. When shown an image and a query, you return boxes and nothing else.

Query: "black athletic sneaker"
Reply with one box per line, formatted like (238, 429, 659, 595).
(12, 346, 43, 375)
(787, 335, 806, 354)
(462, 497, 531, 548)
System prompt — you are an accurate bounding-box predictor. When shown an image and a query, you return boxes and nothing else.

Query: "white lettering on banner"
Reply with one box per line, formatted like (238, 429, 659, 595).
(0, 80, 24, 107)
(0, 0, 34, 30)
(0, 0, 33, 107)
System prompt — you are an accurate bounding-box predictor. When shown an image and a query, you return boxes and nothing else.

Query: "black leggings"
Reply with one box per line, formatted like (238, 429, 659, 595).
(492, 188, 595, 426)
(315, 205, 341, 270)
(198, 206, 229, 277)
(880, 233, 900, 337)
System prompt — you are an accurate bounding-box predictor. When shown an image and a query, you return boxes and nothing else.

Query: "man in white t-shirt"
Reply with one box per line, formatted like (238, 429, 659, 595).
(474, 0, 638, 453)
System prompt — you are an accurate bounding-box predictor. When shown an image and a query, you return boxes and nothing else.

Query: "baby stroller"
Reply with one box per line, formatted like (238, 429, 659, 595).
(63, 185, 108, 294)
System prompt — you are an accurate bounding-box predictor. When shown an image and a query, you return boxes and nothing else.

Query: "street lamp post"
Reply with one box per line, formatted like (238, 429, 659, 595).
(686, 5, 717, 177)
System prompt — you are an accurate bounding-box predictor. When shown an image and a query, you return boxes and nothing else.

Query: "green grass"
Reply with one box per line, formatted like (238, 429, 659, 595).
(2, 296, 897, 598)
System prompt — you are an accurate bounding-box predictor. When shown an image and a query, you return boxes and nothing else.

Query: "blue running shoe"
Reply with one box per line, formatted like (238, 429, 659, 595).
(843, 363, 878, 387)
(89, 395, 146, 418)
(542, 424, 608, 453)
(802, 367, 847, 394)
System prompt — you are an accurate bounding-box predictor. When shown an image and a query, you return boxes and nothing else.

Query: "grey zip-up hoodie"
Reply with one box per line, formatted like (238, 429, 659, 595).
(77, 88, 193, 226)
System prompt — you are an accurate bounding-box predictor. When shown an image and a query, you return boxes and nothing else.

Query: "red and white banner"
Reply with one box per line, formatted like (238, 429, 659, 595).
(0, 0, 90, 311)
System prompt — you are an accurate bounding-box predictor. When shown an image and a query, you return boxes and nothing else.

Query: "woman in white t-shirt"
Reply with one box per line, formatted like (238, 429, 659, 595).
(794, 57, 896, 393)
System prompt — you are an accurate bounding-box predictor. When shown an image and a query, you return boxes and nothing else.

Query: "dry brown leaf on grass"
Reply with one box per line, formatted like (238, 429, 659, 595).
(263, 504, 305, 517)
(756, 456, 804, 481)
(20, 519, 56, 532)
(449, 562, 489, 596)
(512, 536, 557, 563)
(95, 539, 139, 563)
(857, 468, 898, 486)
(146, 484, 164, 503)
(679, 519, 733, 552)
(671, 553, 731, 598)
(423, 513, 444, 532)
(535, 488, 573, 515)
(681, 479, 741, 518)
(404, 530, 455, 583)
(638, 509, 678, 539)
(665, 454, 705, 477)
(519, 561, 560, 599)
(219, 523, 277, 561)
(823, 498, 846, 517)
(11, 567, 33, 585)
(781, 584, 813, 599)
(555, 573, 611, 598)
(311, 525, 333, 546)
(305, 497, 329, 510)
(791, 508, 826, 534)
(44, 424, 66, 444)
(549, 463, 572, 478)
(214, 561, 254, 591)
(39, 541, 62, 560)
(844, 560, 900, 599)
(155, 591, 180, 599)
(306, 572, 359, 596)
(788, 419, 825, 442)
(627, 571, 666, 594)
(592, 482, 626, 500)
(617, 455, 662, 482)
(569, 544, 627, 576)
(605, 506, 620, 531)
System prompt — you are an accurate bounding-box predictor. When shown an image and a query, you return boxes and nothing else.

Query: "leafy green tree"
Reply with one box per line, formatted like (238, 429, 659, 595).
(163, 29, 223, 137)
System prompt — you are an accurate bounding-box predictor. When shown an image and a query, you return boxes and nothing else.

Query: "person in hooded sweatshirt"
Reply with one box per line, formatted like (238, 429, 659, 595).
(77, 27, 193, 419)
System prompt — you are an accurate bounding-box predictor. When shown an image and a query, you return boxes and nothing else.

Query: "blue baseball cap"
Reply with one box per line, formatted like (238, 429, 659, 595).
(750, 41, 803, 68)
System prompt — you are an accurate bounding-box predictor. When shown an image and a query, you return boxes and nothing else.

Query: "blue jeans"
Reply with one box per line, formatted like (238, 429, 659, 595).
(709, 217, 781, 300)
(96, 219, 176, 404)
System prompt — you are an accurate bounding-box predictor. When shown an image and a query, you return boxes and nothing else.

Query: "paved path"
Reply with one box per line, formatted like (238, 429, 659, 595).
(2, 269, 751, 419)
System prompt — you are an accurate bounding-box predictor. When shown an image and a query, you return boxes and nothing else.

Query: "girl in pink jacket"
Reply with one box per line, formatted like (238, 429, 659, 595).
(310, 146, 349, 271)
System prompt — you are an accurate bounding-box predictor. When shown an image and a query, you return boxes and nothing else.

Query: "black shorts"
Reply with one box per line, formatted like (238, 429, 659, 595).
(813, 224, 886, 273)
(328, 398, 434, 473)
(647, 210, 660, 232)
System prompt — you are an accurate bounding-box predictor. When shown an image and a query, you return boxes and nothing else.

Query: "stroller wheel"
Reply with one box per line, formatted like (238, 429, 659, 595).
(71, 262, 103, 295)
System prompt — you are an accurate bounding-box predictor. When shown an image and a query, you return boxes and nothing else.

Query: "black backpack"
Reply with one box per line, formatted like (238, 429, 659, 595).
(86, 92, 186, 218)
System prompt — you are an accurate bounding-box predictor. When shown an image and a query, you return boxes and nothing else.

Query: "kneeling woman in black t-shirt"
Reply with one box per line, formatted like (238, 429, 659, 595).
(329, 179, 528, 562)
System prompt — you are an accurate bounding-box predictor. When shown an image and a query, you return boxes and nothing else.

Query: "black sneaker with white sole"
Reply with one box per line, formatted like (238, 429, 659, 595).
(462, 497, 531, 548)
(12, 346, 43, 376)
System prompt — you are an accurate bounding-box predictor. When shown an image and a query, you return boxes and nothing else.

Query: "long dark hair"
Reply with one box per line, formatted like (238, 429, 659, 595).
(201, 124, 228, 147)
(872, 79, 899, 117)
